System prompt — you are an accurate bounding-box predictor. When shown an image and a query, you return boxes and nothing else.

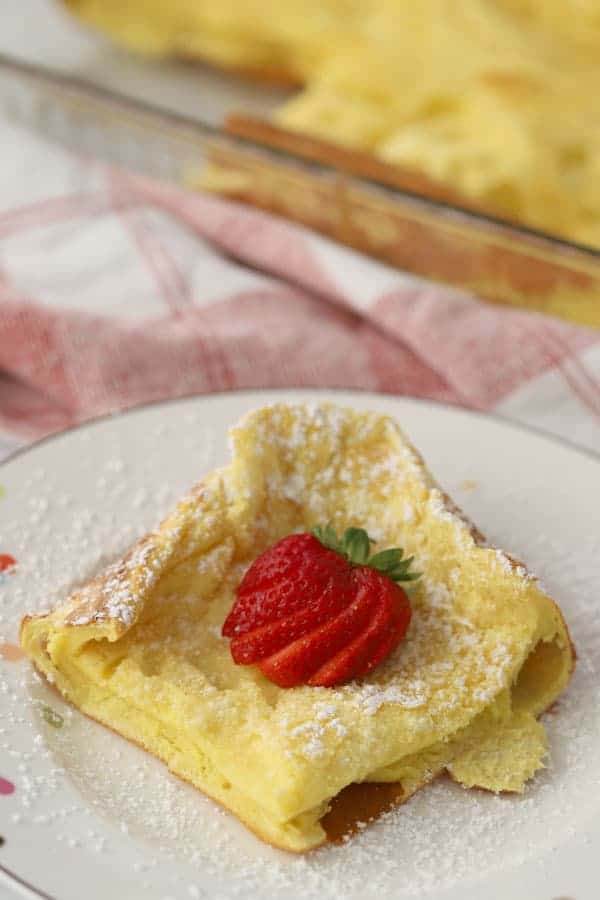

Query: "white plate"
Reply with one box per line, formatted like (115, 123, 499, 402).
(1, 390, 599, 900)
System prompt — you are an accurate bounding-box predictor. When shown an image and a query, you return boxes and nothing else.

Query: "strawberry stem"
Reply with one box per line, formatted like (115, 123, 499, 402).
(312, 525, 421, 584)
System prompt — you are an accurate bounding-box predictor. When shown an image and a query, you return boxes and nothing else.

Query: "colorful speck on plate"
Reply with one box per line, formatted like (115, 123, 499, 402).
(0, 778, 14, 796)
(0, 643, 25, 662)
(41, 705, 64, 729)
(0, 553, 17, 581)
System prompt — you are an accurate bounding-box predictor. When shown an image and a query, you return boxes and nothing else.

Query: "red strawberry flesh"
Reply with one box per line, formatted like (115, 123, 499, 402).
(222, 534, 347, 637)
(307, 569, 400, 686)
(259, 589, 377, 688)
(230, 575, 354, 664)
(222, 528, 415, 689)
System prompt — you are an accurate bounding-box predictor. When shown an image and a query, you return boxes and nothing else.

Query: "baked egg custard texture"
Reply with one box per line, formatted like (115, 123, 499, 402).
(21, 405, 573, 851)
(64, 0, 600, 247)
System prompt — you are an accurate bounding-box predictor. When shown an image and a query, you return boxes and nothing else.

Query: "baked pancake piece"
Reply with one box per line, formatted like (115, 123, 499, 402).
(63, 1, 600, 247)
(21, 404, 574, 852)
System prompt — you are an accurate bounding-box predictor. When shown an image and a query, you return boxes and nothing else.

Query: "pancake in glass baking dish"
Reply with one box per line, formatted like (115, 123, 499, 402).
(63, 0, 600, 247)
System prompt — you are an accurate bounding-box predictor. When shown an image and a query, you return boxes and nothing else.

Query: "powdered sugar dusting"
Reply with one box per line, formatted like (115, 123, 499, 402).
(428, 489, 460, 525)
(282, 700, 350, 760)
(1, 396, 599, 900)
(288, 722, 327, 760)
(358, 682, 429, 715)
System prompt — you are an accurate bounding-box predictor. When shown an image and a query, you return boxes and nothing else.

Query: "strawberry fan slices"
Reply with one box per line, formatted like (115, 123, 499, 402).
(223, 527, 418, 687)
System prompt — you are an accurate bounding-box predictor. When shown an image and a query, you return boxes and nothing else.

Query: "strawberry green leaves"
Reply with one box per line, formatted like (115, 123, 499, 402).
(225, 530, 413, 688)
(312, 525, 421, 584)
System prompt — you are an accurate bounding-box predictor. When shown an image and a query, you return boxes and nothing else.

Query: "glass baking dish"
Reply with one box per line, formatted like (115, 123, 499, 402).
(1, 51, 600, 328)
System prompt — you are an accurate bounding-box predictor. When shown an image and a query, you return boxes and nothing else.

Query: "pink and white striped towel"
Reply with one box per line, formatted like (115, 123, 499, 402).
(1, 119, 600, 460)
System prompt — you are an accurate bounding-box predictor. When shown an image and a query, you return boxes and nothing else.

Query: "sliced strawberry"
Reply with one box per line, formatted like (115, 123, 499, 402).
(259, 589, 377, 688)
(309, 571, 410, 686)
(306, 576, 396, 686)
(352, 620, 405, 680)
(230, 575, 353, 664)
(222, 526, 418, 689)
(350, 584, 411, 680)
(222, 534, 346, 637)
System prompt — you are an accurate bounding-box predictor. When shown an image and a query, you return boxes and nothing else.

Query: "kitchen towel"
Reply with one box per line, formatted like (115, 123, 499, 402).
(1, 120, 600, 461)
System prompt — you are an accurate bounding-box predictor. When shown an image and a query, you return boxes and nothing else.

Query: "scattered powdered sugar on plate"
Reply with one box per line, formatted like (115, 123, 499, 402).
(21, 640, 598, 900)
(1, 398, 600, 900)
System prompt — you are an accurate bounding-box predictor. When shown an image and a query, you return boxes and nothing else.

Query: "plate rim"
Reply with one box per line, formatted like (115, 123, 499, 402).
(0, 866, 55, 900)
(1, 388, 599, 472)
(0, 386, 598, 900)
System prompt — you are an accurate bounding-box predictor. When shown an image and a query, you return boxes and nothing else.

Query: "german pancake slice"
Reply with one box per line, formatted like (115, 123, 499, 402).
(21, 404, 574, 851)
